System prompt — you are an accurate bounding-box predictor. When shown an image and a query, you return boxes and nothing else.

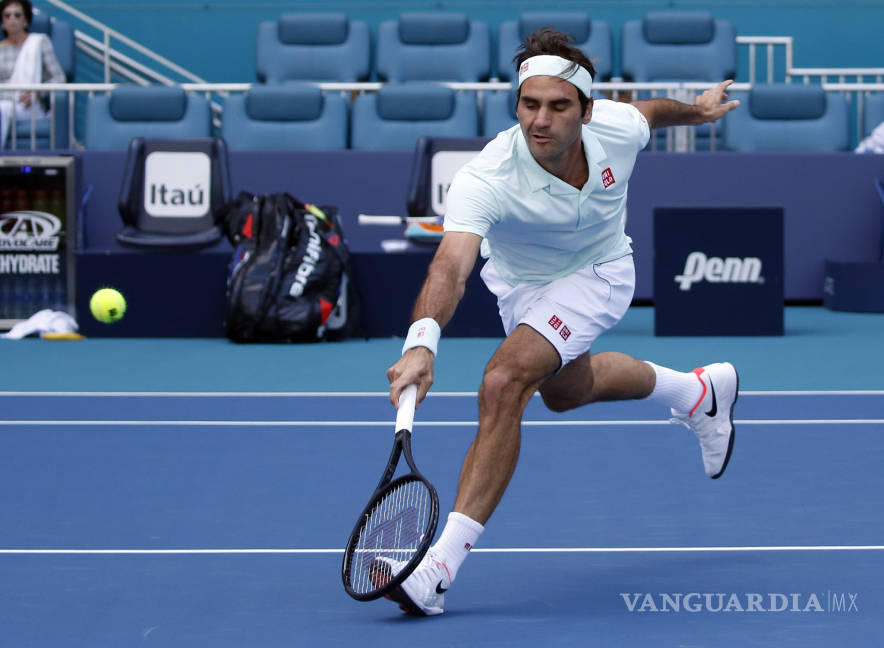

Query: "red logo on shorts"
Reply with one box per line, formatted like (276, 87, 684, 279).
(601, 167, 615, 188)
(548, 315, 562, 330)
(560, 326, 571, 341)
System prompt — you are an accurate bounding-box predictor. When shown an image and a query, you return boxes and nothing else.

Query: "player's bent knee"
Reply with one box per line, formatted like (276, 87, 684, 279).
(479, 368, 515, 404)
(479, 365, 527, 409)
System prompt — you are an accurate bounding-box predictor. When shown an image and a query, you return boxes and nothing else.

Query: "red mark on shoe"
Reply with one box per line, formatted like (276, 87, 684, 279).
(689, 368, 708, 418)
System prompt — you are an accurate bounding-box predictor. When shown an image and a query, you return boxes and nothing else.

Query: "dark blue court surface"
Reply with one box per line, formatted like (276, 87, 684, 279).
(1, 306, 882, 646)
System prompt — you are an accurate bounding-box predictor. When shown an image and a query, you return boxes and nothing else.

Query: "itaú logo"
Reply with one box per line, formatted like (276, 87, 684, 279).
(0, 210, 61, 251)
(143, 151, 211, 217)
(674, 251, 764, 291)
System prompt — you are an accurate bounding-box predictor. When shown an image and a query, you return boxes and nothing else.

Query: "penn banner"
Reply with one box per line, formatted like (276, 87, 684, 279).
(0, 156, 77, 328)
(653, 207, 784, 336)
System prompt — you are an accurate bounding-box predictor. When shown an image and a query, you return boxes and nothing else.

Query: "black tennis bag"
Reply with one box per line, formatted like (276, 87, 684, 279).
(220, 191, 357, 343)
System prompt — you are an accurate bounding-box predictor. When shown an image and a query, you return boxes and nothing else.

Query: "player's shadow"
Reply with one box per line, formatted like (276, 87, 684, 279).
(434, 551, 773, 618)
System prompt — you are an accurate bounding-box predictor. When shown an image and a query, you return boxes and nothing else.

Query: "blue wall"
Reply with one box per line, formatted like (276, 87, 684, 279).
(62, 148, 883, 337)
(35, 1, 884, 82)
(0, 147, 867, 337)
(73, 149, 884, 302)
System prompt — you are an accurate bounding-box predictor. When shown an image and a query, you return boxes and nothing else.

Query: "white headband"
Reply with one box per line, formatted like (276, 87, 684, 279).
(517, 55, 593, 97)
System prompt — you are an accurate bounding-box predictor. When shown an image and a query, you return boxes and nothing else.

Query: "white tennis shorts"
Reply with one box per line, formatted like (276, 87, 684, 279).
(480, 254, 635, 367)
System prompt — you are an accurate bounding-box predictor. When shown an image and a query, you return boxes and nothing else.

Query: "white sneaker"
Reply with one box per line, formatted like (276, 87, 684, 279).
(371, 549, 451, 616)
(670, 362, 739, 479)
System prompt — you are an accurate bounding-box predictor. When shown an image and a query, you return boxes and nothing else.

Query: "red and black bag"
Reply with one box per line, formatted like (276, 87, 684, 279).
(220, 191, 357, 342)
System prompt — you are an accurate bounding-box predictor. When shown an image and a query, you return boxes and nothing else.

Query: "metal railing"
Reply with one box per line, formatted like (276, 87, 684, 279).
(737, 36, 794, 84)
(40, 0, 207, 85)
(733, 36, 884, 143)
(4, 18, 883, 153)
(27, 5, 884, 103)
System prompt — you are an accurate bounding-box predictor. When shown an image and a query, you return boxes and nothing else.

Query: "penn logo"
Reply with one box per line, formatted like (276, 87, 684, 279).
(674, 251, 764, 291)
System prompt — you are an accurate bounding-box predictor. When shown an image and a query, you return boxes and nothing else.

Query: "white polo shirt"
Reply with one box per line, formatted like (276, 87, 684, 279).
(444, 99, 650, 285)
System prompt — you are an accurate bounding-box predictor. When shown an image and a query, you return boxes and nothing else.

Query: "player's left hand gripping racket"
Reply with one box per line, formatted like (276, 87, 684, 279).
(342, 384, 439, 601)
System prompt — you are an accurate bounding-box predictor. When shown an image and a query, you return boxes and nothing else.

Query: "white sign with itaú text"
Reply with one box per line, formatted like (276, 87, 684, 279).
(430, 150, 480, 216)
(144, 152, 211, 217)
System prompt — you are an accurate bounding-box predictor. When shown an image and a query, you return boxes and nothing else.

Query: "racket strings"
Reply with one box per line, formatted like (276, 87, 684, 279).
(348, 478, 433, 595)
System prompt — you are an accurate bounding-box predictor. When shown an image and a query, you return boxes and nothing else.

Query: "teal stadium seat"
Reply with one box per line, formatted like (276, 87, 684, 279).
(255, 12, 370, 82)
(482, 85, 518, 137)
(496, 12, 613, 82)
(375, 12, 490, 82)
(621, 11, 735, 83)
(221, 83, 348, 150)
(355, 13, 486, 151)
(350, 83, 478, 150)
(622, 11, 736, 150)
(723, 84, 849, 152)
(84, 85, 211, 150)
(11, 11, 74, 149)
(115, 138, 231, 249)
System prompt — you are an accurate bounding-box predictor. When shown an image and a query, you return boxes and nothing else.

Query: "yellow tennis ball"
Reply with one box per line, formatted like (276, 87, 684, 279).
(90, 288, 127, 324)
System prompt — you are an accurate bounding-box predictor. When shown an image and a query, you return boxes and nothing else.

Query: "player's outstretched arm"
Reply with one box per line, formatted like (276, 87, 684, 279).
(387, 231, 482, 407)
(631, 79, 741, 129)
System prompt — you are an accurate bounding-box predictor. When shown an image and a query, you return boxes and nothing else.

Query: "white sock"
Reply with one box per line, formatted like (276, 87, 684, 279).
(644, 361, 706, 414)
(430, 512, 484, 583)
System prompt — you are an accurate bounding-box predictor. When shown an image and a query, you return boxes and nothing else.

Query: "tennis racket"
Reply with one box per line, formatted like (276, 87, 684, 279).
(342, 384, 440, 601)
(357, 214, 442, 226)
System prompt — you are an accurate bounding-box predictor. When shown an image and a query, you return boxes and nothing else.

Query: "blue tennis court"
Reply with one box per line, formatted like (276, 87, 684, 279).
(1, 306, 882, 646)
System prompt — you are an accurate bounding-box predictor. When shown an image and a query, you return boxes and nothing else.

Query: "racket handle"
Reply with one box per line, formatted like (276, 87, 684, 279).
(395, 384, 418, 432)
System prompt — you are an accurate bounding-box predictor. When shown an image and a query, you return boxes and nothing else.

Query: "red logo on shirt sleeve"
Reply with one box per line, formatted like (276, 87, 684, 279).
(601, 167, 615, 188)
(548, 315, 562, 330)
(560, 325, 571, 341)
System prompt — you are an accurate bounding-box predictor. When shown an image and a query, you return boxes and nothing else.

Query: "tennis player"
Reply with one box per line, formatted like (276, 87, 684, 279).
(382, 28, 741, 616)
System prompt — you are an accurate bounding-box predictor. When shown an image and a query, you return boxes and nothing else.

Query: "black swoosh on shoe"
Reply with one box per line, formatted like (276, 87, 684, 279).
(705, 379, 718, 418)
(710, 368, 739, 480)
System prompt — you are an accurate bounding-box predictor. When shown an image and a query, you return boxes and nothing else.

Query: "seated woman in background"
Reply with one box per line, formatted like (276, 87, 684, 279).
(0, 0, 65, 148)
(855, 121, 884, 154)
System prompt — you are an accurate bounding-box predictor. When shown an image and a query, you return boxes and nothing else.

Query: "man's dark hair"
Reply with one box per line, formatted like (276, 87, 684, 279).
(513, 28, 596, 113)
(1, 0, 34, 38)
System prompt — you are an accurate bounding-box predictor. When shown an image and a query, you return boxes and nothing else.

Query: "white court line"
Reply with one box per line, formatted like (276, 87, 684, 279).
(0, 545, 882, 555)
(1, 419, 884, 427)
(0, 391, 883, 397)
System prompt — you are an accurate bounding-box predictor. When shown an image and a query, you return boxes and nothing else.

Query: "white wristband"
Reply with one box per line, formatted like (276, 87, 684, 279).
(401, 317, 441, 356)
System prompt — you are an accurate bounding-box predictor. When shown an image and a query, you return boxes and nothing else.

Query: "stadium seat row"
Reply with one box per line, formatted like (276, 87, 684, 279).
(81, 82, 877, 153)
(255, 10, 736, 84)
(9, 9, 884, 152)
